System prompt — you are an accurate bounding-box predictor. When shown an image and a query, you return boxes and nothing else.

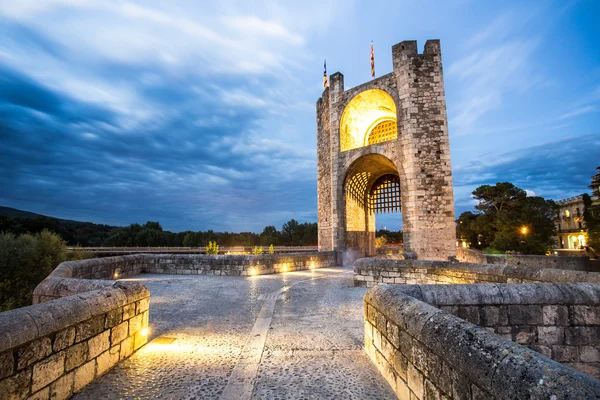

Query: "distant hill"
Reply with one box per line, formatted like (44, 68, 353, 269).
(0, 206, 120, 246)
(0, 206, 50, 219)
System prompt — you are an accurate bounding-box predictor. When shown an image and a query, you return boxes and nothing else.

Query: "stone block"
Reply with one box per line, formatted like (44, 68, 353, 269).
(387, 321, 400, 348)
(96, 346, 120, 376)
(28, 387, 50, 400)
(53, 328, 76, 352)
(538, 326, 564, 346)
(565, 327, 600, 346)
(66, 342, 88, 371)
(32, 351, 65, 392)
(134, 330, 147, 350)
(551, 345, 579, 362)
(136, 298, 150, 314)
(424, 379, 441, 400)
(122, 304, 135, 320)
(396, 377, 410, 400)
(0, 369, 32, 400)
(87, 331, 110, 359)
(0, 350, 14, 380)
(75, 315, 104, 343)
(407, 364, 424, 400)
(111, 321, 129, 345)
(508, 305, 542, 325)
(571, 305, 600, 325)
(17, 337, 52, 370)
(580, 346, 600, 363)
(49, 371, 73, 400)
(104, 309, 122, 329)
(513, 326, 536, 345)
(73, 360, 95, 393)
(542, 305, 568, 326)
(119, 336, 134, 360)
(129, 314, 143, 334)
(479, 306, 500, 327)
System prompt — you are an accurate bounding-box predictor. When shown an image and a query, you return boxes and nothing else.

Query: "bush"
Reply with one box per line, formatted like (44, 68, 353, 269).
(253, 246, 263, 255)
(268, 244, 274, 254)
(0, 230, 70, 311)
(375, 235, 388, 248)
(206, 241, 219, 254)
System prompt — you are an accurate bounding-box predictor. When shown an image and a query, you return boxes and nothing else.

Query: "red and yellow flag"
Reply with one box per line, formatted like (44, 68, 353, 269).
(323, 59, 328, 88)
(370, 42, 375, 78)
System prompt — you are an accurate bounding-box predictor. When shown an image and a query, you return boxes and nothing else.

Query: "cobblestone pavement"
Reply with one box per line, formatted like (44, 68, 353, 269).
(73, 267, 395, 399)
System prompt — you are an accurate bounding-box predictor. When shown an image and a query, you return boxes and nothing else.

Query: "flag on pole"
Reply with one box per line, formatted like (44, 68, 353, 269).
(371, 41, 375, 78)
(323, 59, 328, 88)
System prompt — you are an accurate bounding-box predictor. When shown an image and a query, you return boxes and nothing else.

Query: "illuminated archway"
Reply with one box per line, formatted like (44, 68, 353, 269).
(340, 89, 397, 152)
(344, 154, 401, 256)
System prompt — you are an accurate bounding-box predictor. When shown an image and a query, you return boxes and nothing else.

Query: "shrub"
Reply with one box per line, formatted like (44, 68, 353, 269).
(253, 246, 263, 255)
(206, 241, 219, 254)
(0, 229, 70, 311)
(269, 244, 274, 254)
(375, 235, 388, 248)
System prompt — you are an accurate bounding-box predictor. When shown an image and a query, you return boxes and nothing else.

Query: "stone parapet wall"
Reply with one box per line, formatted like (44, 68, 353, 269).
(398, 283, 600, 378)
(456, 247, 592, 271)
(364, 284, 600, 399)
(0, 282, 149, 400)
(455, 247, 486, 264)
(354, 258, 600, 288)
(143, 252, 337, 276)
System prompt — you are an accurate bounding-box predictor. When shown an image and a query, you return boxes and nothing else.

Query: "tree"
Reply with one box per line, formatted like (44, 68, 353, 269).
(472, 182, 526, 214)
(584, 167, 600, 254)
(457, 183, 557, 254)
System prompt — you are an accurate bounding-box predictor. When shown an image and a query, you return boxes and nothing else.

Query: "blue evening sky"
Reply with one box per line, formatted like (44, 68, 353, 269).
(1, 0, 599, 232)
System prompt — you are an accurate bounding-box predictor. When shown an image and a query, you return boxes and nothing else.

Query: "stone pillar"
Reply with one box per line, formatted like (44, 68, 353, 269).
(316, 87, 333, 251)
(392, 40, 456, 260)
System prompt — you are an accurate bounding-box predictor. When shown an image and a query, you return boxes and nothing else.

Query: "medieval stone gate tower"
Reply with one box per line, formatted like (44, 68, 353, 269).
(316, 39, 456, 261)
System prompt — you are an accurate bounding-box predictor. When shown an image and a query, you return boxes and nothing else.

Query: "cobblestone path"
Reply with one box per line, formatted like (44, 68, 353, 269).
(73, 266, 395, 399)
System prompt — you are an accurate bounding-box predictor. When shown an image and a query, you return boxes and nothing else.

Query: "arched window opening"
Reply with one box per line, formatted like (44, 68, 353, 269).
(340, 89, 397, 151)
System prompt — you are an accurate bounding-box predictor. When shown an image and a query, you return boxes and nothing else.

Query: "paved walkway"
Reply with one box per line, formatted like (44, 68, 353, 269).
(73, 266, 395, 399)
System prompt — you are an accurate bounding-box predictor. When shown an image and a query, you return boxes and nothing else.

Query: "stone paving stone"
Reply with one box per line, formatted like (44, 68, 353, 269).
(72, 267, 395, 399)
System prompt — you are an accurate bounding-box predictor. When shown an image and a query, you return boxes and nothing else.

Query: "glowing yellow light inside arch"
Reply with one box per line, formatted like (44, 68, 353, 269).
(340, 89, 397, 152)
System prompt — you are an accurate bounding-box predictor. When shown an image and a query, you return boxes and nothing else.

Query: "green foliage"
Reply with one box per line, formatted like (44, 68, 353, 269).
(0, 230, 71, 311)
(206, 241, 219, 254)
(457, 182, 557, 255)
(268, 244, 274, 254)
(252, 246, 263, 255)
(376, 229, 403, 243)
(585, 167, 600, 254)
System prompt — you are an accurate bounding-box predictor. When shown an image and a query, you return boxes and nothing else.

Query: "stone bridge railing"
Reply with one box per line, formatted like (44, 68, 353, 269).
(357, 257, 600, 398)
(1, 251, 337, 399)
(365, 284, 600, 399)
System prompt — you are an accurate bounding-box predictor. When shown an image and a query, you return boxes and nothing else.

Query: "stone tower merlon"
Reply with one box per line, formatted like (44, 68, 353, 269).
(316, 39, 456, 262)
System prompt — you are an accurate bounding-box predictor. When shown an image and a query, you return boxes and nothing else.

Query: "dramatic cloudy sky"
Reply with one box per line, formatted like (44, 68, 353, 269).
(1, 0, 599, 232)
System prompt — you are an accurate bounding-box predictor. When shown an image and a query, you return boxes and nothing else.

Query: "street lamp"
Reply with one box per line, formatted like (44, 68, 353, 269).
(520, 226, 528, 235)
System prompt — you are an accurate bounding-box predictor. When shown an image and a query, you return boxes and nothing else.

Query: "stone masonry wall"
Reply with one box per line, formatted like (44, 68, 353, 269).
(316, 40, 455, 261)
(0, 282, 149, 400)
(399, 283, 600, 378)
(143, 252, 337, 276)
(364, 284, 600, 399)
(354, 258, 600, 288)
(456, 247, 592, 271)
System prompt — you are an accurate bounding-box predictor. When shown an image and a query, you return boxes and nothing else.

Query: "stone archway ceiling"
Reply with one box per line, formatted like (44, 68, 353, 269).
(340, 89, 397, 152)
(368, 174, 401, 213)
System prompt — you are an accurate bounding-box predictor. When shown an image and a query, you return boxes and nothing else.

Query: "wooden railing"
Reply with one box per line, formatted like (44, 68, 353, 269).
(67, 246, 319, 254)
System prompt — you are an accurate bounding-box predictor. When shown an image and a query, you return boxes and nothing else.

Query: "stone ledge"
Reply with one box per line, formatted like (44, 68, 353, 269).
(365, 284, 600, 399)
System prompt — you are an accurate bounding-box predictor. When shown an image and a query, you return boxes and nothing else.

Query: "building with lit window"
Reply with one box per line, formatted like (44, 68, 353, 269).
(555, 196, 587, 250)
